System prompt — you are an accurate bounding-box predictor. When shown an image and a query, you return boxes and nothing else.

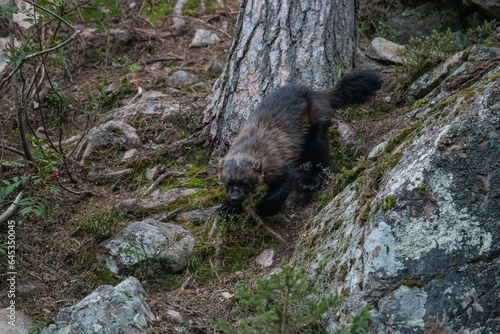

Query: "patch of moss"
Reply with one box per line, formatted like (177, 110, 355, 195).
(413, 98, 429, 108)
(401, 279, 424, 288)
(385, 118, 425, 153)
(418, 184, 426, 194)
(382, 195, 396, 211)
(359, 201, 371, 223)
(345, 162, 366, 186)
(487, 71, 500, 83)
(92, 266, 121, 287)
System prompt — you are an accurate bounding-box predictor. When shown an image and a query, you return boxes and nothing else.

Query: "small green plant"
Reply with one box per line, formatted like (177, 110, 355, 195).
(76, 200, 125, 242)
(213, 266, 372, 333)
(376, 21, 397, 42)
(466, 20, 498, 46)
(28, 318, 56, 334)
(418, 185, 426, 194)
(112, 54, 142, 73)
(397, 29, 461, 81)
(382, 195, 396, 211)
(213, 265, 343, 334)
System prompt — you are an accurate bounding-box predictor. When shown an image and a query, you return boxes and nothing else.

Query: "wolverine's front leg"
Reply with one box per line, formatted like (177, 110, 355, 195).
(257, 166, 294, 217)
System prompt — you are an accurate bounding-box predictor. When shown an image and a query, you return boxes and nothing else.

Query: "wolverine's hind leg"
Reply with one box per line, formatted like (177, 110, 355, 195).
(256, 166, 294, 217)
(300, 122, 331, 191)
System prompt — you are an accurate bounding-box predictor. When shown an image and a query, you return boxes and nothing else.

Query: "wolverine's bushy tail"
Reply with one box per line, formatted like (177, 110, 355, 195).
(326, 70, 382, 110)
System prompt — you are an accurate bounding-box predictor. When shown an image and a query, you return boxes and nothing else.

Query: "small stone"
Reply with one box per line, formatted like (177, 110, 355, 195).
(166, 310, 183, 323)
(221, 292, 234, 299)
(189, 29, 221, 48)
(122, 148, 138, 160)
(190, 81, 211, 92)
(145, 166, 159, 180)
(205, 58, 224, 76)
(255, 249, 274, 268)
(167, 70, 200, 87)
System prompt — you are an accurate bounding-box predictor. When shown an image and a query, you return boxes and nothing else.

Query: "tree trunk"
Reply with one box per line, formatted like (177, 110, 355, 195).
(203, 0, 360, 155)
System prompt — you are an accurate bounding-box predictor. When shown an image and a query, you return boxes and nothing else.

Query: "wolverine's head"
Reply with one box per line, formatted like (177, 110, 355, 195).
(219, 153, 263, 206)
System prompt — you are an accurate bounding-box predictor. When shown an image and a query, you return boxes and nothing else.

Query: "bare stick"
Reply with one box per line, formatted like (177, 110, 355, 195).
(141, 170, 181, 197)
(1, 145, 26, 158)
(246, 208, 286, 244)
(87, 168, 133, 182)
(0, 191, 23, 224)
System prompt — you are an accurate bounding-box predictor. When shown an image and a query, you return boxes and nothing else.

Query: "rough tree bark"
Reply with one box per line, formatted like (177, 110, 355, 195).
(203, 0, 360, 155)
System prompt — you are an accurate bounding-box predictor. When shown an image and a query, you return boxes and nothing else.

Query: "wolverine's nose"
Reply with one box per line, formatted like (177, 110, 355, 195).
(228, 188, 246, 204)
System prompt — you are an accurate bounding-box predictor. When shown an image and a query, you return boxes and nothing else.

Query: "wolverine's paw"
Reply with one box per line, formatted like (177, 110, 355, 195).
(219, 202, 242, 218)
(299, 170, 324, 191)
(256, 201, 279, 218)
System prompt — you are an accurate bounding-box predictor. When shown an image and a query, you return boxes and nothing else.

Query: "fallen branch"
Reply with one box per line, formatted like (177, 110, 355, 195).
(87, 168, 133, 182)
(1, 145, 26, 157)
(168, 15, 232, 39)
(141, 170, 182, 197)
(247, 208, 286, 244)
(172, 0, 189, 29)
(0, 191, 23, 224)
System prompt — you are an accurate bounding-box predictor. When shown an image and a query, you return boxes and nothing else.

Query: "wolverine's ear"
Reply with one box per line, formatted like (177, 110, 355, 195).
(254, 160, 262, 175)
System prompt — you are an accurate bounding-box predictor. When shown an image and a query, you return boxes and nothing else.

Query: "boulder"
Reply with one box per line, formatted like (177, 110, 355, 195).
(76, 120, 141, 162)
(365, 37, 404, 65)
(0, 308, 33, 334)
(299, 67, 500, 333)
(407, 51, 464, 99)
(463, 0, 500, 19)
(467, 45, 500, 62)
(41, 277, 154, 334)
(98, 218, 196, 275)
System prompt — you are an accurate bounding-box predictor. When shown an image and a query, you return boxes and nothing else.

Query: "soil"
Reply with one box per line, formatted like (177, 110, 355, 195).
(0, 1, 401, 333)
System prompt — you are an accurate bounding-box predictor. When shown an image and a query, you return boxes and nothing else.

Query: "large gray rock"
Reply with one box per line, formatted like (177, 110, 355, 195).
(468, 45, 500, 62)
(463, 0, 500, 19)
(298, 67, 500, 333)
(365, 37, 404, 65)
(407, 51, 464, 99)
(76, 120, 141, 162)
(98, 218, 196, 275)
(0, 308, 33, 334)
(41, 277, 154, 334)
(383, 2, 462, 44)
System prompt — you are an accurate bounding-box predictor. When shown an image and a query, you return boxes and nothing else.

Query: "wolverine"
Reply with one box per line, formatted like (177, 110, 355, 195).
(219, 70, 382, 217)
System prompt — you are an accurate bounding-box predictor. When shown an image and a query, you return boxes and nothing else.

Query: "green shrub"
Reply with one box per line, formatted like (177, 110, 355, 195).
(397, 29, 461, 81)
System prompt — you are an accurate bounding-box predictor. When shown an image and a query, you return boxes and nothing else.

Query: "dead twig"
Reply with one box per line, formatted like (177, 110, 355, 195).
(87, 168, 133, 182)
(246, 208, 286, 244)
(141, 170, 182, 197)
(0, 191, 23, 224)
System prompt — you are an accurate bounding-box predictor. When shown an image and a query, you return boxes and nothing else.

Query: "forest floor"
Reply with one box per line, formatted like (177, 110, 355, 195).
(0, 0, 409, 332)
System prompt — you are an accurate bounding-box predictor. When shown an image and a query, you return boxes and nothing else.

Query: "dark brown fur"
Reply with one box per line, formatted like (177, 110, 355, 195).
(219, 70, 382, 217)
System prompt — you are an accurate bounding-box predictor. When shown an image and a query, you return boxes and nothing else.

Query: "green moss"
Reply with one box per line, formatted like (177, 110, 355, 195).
(487, 71, 500, 83)
(401, 279, 424, 288)
(359, 201, 371, 223)
(413, 98, 429, 108)
(345, 162, 366, 186)
(382, 195, 396, 211)
(92, 266, 121, 286)
(418, 184, 426, 194)
(385, 118, 425, 153)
